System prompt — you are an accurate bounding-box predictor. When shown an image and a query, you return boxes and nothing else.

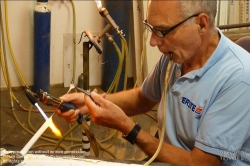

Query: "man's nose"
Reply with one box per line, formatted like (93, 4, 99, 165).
(149, 33, 162, 47)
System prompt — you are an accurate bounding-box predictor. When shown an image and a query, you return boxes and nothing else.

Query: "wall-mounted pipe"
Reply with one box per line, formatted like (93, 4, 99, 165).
(218, 22, 250, 30)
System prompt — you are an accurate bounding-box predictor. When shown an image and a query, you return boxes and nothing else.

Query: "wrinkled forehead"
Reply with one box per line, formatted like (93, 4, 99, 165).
(147, 0, 182, 24)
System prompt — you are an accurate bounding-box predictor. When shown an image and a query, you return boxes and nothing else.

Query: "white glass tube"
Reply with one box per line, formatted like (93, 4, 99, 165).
(20, 116, 52, 156)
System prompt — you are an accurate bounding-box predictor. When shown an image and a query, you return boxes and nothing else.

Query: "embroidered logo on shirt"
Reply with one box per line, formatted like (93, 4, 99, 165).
(181, 97, 203, 115)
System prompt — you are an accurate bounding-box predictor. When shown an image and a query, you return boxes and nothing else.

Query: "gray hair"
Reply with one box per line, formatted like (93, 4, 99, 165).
(179, 0, 217, 27)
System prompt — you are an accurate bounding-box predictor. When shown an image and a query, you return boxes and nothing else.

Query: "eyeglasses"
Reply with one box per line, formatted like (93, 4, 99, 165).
(143, 13, 200, 38)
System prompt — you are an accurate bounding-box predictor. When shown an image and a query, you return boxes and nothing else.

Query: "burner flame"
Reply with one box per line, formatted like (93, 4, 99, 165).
(95, 0, 102, 10)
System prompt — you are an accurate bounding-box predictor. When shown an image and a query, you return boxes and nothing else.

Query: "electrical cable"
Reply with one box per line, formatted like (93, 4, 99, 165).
(73, 31, 84, 45)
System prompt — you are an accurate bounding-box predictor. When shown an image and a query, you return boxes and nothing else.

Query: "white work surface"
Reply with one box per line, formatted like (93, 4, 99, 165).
(1, 148, 177, 166)
(17, 154, 141, 166)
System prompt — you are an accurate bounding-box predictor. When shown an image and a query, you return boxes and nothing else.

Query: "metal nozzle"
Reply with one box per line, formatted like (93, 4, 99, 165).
(24, 89, 38, 105)
(105, 33, 114, 43)
(99, 7, 123, 36)
(84, 30, 103, 54)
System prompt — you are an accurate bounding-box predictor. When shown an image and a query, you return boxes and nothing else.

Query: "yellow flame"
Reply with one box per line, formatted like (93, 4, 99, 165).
(49, 121, 62, 138)
(95, 0, 102, 10)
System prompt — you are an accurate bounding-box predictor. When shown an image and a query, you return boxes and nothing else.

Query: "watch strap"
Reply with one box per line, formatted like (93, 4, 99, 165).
(122, 123, 141, 145)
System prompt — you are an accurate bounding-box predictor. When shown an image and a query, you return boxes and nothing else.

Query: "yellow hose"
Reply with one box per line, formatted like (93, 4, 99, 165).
(114, 37, 125, 92)
(106, 35, 124, 93)
(143, 61, 174, 166)
(4, 0, 29, 89)
(121, 37, 129, 90)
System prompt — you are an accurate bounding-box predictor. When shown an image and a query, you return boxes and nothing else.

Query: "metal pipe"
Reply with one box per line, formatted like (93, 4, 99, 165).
(97, 24, 112, 39)
(218, 23, 250, 30)
(82, 42, 90, 90)
(81, 42, 90, 156)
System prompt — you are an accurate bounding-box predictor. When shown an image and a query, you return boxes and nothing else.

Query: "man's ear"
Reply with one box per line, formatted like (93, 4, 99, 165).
(197, 13, 210, 33)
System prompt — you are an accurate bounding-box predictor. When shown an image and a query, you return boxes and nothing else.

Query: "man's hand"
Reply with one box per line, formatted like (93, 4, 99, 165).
(55, 92, 89, 123)
(55, 89, 107, 123)
(85, 91, 135, 135)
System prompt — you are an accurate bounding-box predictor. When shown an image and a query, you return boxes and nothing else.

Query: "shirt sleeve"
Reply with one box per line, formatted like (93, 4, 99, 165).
(195, 82, 250, 157)
(141, 54, 169, 102)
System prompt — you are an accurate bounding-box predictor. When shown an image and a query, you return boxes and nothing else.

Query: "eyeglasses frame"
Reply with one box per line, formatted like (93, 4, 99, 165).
(143, 13, 200, 38)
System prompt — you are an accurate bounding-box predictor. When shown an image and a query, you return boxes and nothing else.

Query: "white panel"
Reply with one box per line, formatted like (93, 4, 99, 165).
(132, 1, 144, 85)
(63, 33, 102, 88)
(146, 49, 162, 71)
(141, 0, 162, 76)
(217, 0, 229, 26)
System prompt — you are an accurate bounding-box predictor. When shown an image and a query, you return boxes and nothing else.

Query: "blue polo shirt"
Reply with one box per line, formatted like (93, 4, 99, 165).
(141, 29, 250, 165)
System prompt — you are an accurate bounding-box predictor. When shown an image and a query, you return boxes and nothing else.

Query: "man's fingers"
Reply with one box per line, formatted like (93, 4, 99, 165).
(92, 88, 105, 98)
(90, 91, 108, 108)
(85, 95, 98, 111)
(55, 108, 62, 116)
(59, 93, 83, 103)
(101, 93, 107, 99)
(56, 109, 78, 118)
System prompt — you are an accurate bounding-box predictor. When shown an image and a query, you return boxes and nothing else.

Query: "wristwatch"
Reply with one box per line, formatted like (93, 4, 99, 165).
(122, 123, 141, 145)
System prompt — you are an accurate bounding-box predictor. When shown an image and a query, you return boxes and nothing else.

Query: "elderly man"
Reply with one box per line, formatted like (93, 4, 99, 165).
(56, 0, 250, 165)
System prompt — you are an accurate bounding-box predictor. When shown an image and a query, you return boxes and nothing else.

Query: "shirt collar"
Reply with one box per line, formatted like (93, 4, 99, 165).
(196, 28, 228, 77)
